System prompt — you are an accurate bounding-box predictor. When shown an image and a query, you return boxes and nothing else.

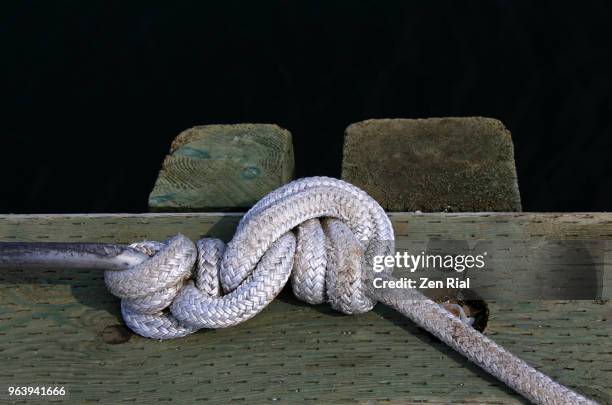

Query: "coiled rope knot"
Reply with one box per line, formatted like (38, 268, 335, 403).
(104, 177, 394, 340)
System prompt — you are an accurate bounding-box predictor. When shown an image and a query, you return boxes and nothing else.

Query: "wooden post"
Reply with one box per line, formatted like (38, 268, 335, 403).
(149, 124, 294, 211)
(342, 117, 522, 212)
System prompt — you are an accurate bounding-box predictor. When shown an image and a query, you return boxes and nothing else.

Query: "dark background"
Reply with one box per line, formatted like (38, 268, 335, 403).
(1, 1, 611, 213)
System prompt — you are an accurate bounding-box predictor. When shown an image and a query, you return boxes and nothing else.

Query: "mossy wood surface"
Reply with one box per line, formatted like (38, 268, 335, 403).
(342, 117, 522, 212)
(0, 213, 610, 404)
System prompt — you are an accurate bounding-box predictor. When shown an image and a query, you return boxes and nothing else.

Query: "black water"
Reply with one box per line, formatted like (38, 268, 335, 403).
(1, 1, 611, 213)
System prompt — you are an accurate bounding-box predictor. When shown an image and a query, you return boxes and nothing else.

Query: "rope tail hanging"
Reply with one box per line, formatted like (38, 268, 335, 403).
(101, 177, 596, 405)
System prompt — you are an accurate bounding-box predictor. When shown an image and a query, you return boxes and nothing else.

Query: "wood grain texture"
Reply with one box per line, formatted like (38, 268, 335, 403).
(149, 124, 294, 211)
(342, 117, 522, 212)
(0, 213, 610, 404)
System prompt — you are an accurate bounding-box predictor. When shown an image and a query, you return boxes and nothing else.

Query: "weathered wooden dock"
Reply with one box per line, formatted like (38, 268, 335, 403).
(0, 213, 610, 404)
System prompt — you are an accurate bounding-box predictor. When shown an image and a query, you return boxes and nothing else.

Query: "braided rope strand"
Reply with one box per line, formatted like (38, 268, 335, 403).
(104, 177, 597, 405)
(367, 273, 595, 405)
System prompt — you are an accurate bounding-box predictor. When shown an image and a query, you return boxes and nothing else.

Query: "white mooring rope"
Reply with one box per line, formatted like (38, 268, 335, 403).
(104, 177, 597, 405)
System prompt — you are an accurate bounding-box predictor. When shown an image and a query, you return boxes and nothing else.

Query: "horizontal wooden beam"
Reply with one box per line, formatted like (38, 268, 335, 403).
(2, 211, 612, 241)
(0, 213, 610, 403)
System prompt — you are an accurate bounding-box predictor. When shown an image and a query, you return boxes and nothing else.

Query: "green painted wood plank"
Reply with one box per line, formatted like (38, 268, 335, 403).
(0, 213, 610, 404)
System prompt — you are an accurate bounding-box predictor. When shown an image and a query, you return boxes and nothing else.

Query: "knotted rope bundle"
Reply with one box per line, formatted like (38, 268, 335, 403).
(105, 177, 391, 338)
(104, 177, 596, 405)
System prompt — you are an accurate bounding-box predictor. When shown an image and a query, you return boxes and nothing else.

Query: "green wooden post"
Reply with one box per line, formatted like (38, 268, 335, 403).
(149, 124, 294, 211)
